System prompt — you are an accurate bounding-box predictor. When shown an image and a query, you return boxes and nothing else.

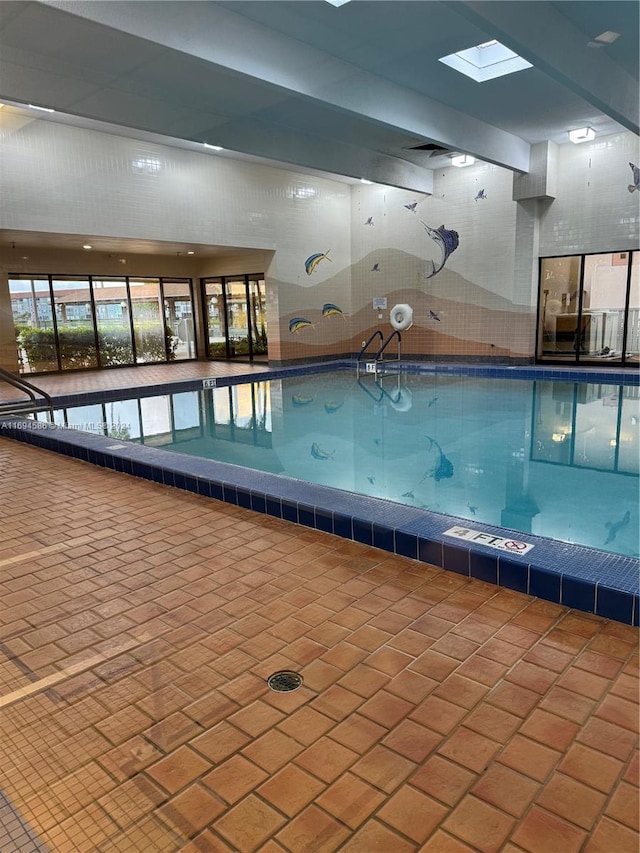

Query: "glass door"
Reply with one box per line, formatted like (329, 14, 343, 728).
(202, 275, 267, 361)
(579, 253, 630, 364)
(248, 276, 268, 360)
(204, 279, 228, 358)
(225, 279, 250, 359)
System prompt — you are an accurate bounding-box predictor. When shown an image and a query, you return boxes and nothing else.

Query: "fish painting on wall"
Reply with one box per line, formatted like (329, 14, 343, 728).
(322, 303, 346, 319)
(289, 317, 315, 334)
(628, 163, 639, 193)
(422, 222, 460, 279)
(304, 250, 332, 275)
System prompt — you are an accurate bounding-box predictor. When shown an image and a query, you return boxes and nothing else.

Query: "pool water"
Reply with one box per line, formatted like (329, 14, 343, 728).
(44, 371, 639, 558)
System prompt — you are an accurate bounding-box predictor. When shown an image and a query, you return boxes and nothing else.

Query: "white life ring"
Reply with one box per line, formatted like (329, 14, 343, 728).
(390, 303, 413, 331)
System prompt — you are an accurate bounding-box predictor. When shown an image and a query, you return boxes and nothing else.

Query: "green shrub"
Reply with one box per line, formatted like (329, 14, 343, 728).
(18, 323, 177, 370)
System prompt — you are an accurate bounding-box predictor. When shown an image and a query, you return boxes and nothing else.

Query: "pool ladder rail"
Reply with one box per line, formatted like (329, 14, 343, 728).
(356, 329, 402, 378)
(0, 367, 54, 420)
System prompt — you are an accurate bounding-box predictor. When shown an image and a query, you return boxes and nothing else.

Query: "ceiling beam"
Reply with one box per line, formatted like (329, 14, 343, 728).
(42, 0, 531, 174)
(453, 0, 638, 135)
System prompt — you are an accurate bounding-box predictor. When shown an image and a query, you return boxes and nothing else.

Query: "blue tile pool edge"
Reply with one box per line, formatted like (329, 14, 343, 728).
(12, 358, 638, 411)
(2, 414, 638, 627)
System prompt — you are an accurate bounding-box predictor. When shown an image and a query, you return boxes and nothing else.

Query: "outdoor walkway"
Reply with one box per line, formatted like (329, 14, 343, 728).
(0, 362, 637, 852)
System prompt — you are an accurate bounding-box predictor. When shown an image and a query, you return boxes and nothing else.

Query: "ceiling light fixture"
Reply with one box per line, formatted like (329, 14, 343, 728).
(439, 39, 532, 82)
(568, 127, 595, 144)
(28, 103, 55, 112)
(82, 244, 92, 250)
(595, 30, 620, 44)
(203, 143, 223, 151)
(324, 0, 351, 6)
(451, 154, 475, 168)
(360, 178, 373, 185)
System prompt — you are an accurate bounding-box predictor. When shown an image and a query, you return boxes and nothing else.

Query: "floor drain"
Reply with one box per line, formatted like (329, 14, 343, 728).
(267, 671, 303, 692)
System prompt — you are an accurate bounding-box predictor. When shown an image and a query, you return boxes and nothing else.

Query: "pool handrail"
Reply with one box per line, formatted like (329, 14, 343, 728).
(0, 367, 54, 420)
(356, 330, 384, 377)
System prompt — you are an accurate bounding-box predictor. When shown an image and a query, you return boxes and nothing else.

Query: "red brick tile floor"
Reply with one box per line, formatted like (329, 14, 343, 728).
(0, 364, 638, 852)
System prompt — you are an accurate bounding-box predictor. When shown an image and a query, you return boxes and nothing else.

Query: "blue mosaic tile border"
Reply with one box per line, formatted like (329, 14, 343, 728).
(2, 400, 638, 626)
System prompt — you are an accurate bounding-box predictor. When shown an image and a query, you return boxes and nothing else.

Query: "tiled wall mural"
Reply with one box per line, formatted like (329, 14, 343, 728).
(0, 112, 637, 367)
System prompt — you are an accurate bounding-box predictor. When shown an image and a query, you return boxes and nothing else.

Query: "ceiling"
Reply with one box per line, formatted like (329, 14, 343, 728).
(0, 0, 638, 193)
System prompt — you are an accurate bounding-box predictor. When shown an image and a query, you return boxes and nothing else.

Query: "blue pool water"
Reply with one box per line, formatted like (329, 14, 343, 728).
(41, 371, 639, 559)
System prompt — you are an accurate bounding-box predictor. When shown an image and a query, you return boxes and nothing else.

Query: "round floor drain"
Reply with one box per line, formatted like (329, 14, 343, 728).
(267, 671, 303, 692)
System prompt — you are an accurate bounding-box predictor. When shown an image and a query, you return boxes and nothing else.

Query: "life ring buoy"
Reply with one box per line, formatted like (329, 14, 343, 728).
(390, 303, 413, 331)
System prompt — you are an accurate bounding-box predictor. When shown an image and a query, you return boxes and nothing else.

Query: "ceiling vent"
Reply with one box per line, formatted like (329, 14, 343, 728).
(408, 143, 452, 157)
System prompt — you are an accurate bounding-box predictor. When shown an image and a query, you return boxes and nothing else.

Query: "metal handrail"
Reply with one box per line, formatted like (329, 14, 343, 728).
(375, 330, 402, 366)
(0, 367, 54, 419)
(356, 330, 384, 377)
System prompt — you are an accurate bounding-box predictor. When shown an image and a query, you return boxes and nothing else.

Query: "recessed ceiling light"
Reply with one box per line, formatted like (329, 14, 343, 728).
(82, 244, 92, 250)
(203, 143, 223, 151)
(451, 155, 475, 168)
(595, 30, 620, 44)
(439, 40, 532, 82)
(568, 127, 595, 144)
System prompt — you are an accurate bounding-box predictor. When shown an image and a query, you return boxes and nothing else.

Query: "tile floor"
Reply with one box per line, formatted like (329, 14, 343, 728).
(0, 364, 638, 852)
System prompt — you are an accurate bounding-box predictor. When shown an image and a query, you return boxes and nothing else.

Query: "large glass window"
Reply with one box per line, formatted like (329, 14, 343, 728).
(537, 251, 638, 366)
(129, 278, 166, 364)
(163, 279, 196, 360)
(51, 276, 98, 370)
(204, 280, 228, 358)
(9, 272, 195, 373)
(93, 278, 134, 367)
(9, 275, 58, 372)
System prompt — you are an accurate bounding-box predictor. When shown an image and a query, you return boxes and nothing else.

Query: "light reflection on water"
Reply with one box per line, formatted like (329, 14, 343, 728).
(42, 373, 639, 558)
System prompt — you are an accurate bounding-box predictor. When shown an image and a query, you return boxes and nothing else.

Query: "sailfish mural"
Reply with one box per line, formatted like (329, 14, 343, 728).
(421, 222, 460, 279)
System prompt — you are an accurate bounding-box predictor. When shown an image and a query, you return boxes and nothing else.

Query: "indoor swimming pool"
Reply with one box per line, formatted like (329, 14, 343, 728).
(31, 370, 639, 559)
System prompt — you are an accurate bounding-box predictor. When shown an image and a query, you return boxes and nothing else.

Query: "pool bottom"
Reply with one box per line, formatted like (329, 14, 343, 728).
(1, 386, 638, 627)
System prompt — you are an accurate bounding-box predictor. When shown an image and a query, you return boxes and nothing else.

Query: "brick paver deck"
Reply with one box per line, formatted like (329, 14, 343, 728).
(0, 364, 637, 851)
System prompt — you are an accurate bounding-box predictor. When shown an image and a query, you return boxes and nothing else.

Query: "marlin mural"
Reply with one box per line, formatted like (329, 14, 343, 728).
(418, 436, 454, 482)
(364, 216, 374, 226)
(628, 163, 640, 193)
(289, 317, 314, 334)
(422, 222, 460, 279)
(304, 250, 332, 275)
(429, 310, 441, 322)
(371, 263, 381, 272)
(404, 201, 418, 213)
(474, 189, 488, 201)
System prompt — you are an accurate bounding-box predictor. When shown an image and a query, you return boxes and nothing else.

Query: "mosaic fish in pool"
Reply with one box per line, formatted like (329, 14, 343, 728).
(304, 250, 332, 275)
(322, 303, 346, 319)
(419, 436, 454, 482)
(311, 442, 334, 460)
(289, 317, 314, 334)
(604, 510, 630, 544)
(422, 222, 460, 279)
(628, 163, 640, 193)
(324, 401, 343, 414)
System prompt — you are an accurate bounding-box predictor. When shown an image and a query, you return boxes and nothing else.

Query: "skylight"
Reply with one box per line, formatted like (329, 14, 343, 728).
(439, 40, 533, 82)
